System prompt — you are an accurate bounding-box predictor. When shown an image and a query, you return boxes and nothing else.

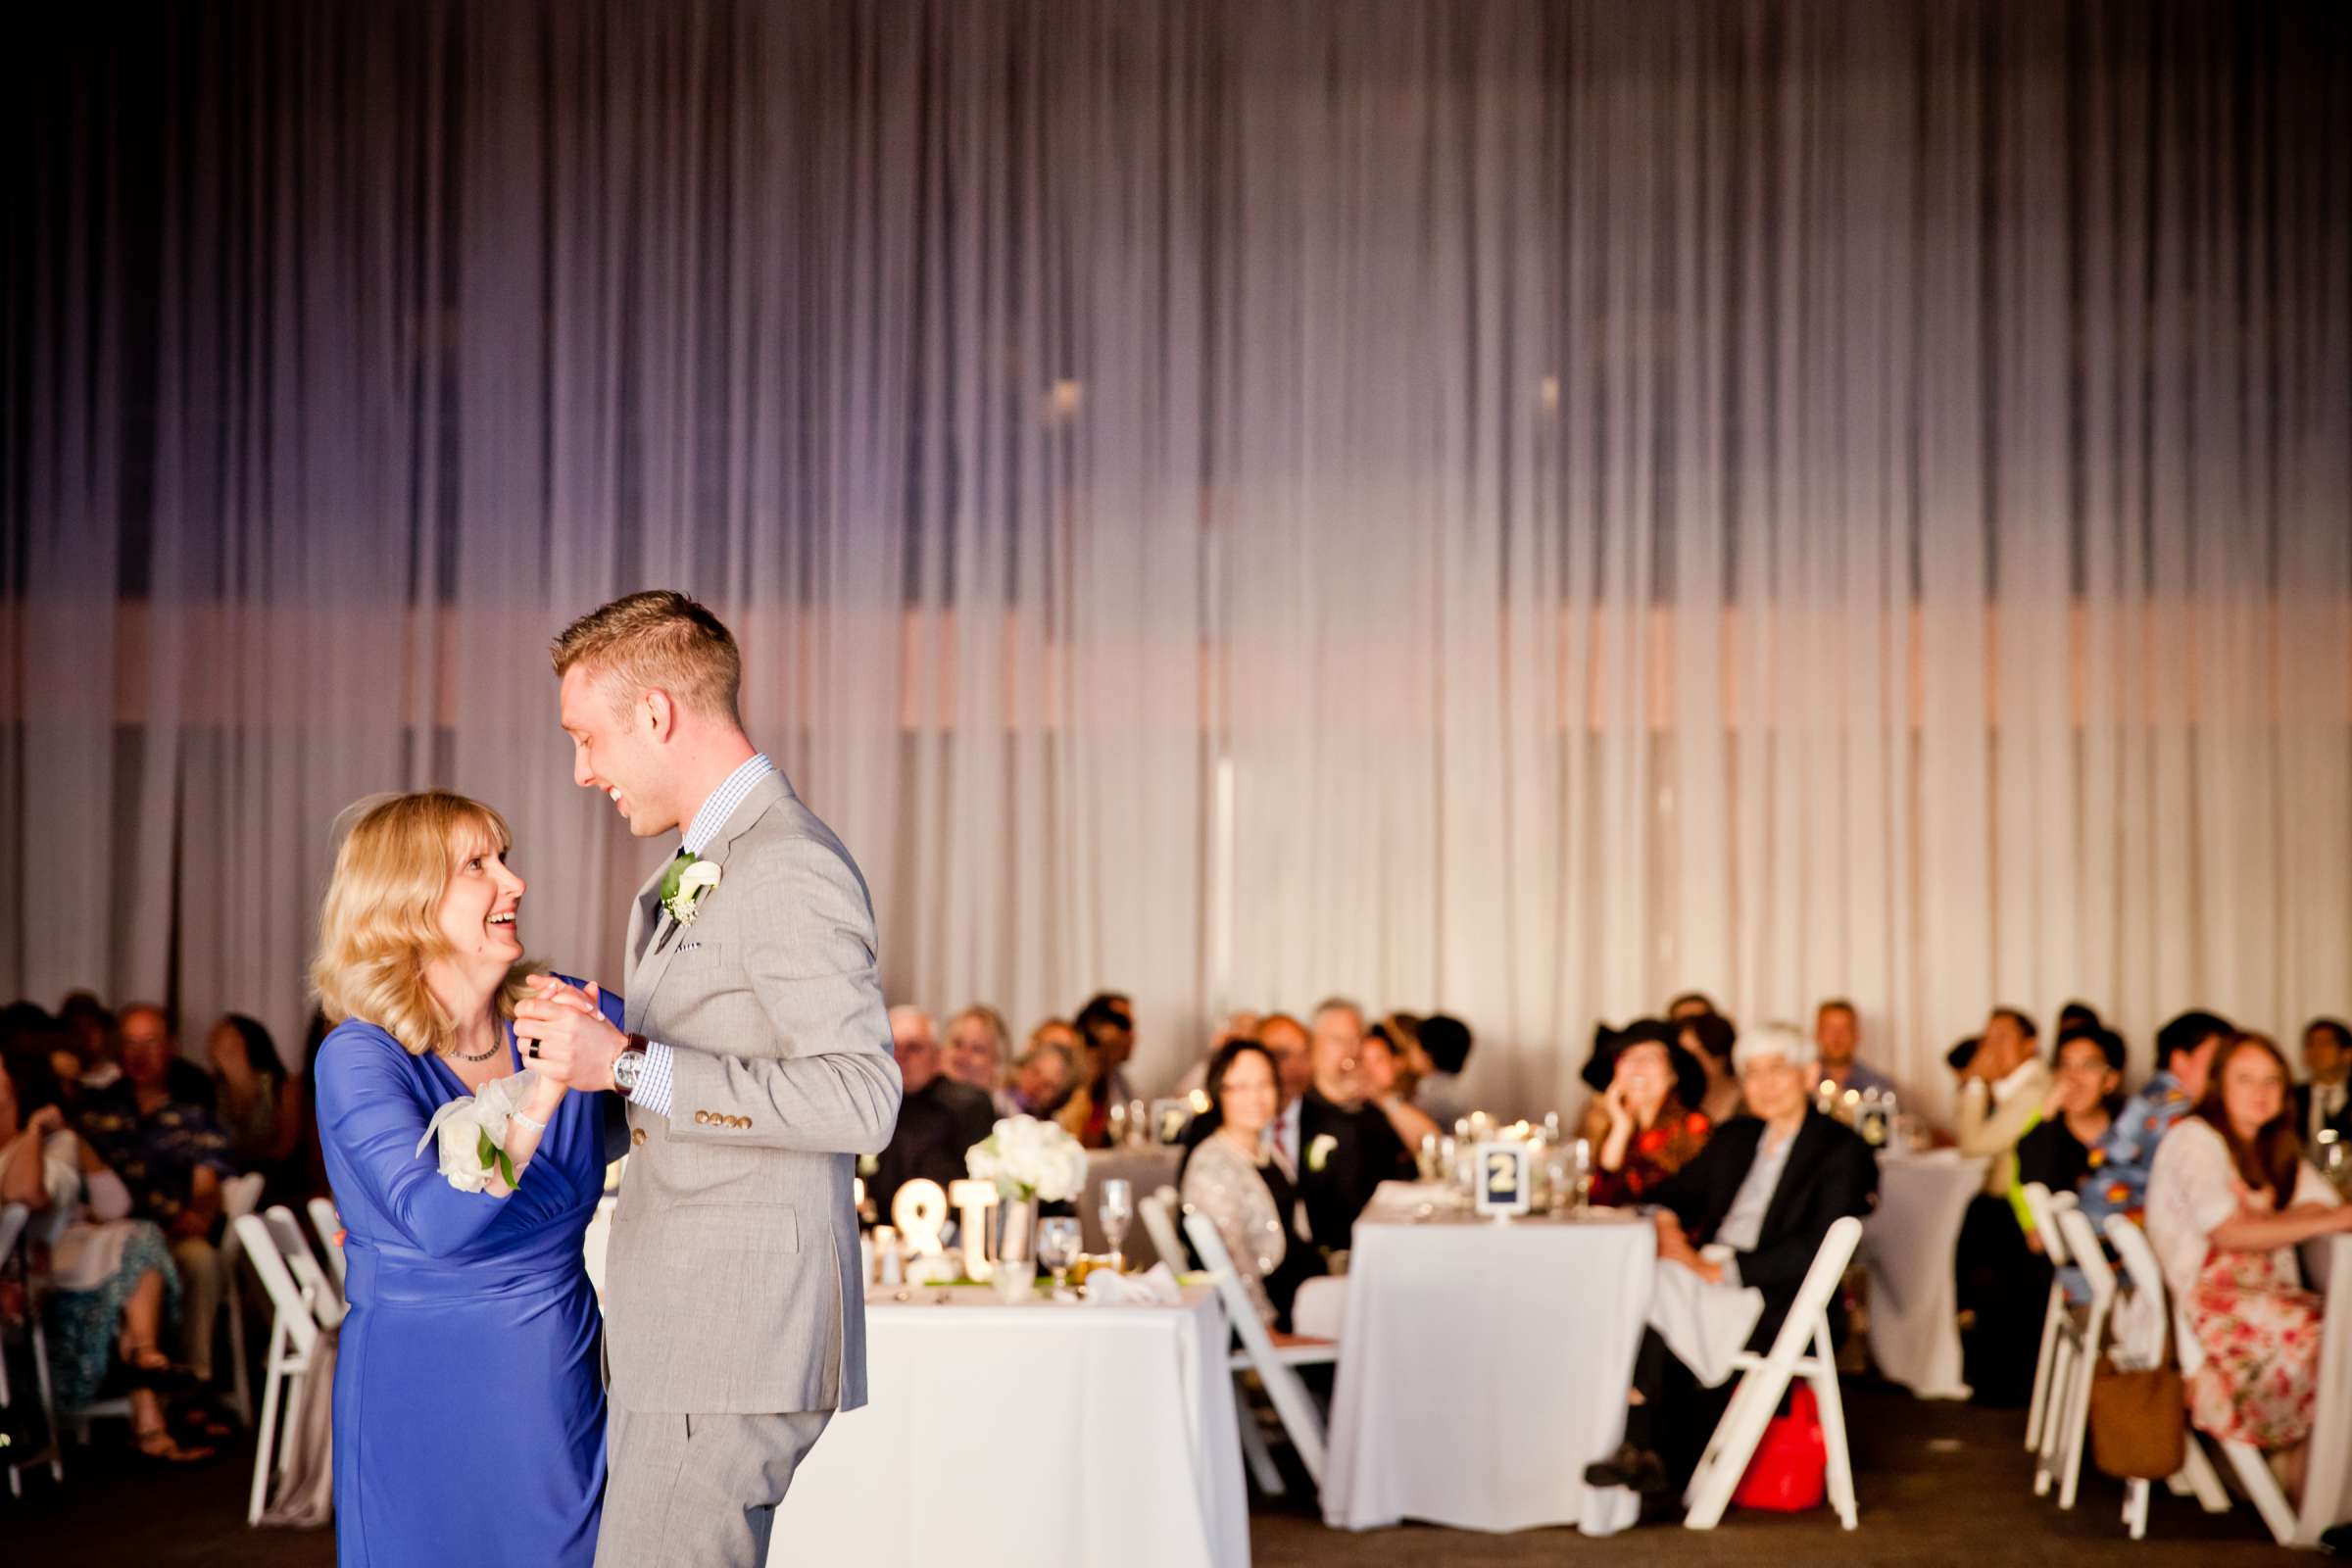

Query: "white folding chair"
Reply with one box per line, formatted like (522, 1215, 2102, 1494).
(1684, 1215, 1864, 1532)
(233, 1213, 321, 1526)
(2020, 1183, 2076, 1456)
(0, 1202, 65, 1494)
(1183, 1205, 1338, 1488)
(1140, 1187, 1186, 1273)
(2103, 1216, 2263, 1541)
(2042, 1206, 2118, 1508)
(218, 1171, 269, 1424)
(265, 1205, 345, 1330)
(307, 1198, 347, 1289)
(1144, 1189, 1283, 1494)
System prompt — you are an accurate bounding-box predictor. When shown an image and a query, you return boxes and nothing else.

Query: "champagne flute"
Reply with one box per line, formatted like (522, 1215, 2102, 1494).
(1099, 1178, 1134, 1272)
(1038, 1216, 1082, 1298)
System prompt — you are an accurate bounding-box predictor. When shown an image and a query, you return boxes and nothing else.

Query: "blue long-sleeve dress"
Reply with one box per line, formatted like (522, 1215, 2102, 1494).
(316, 985, 620, 1567)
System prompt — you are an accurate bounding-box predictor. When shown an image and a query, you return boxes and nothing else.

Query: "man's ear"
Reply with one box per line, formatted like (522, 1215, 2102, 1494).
(642, 689, 676, 742)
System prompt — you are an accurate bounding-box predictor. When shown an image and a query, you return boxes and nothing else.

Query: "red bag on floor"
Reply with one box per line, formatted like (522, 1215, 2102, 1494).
(1731, 1384, 1827, 1512)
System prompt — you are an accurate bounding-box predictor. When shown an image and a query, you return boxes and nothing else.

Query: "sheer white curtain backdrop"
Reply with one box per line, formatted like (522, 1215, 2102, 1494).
(3, 0, 2348, 1122)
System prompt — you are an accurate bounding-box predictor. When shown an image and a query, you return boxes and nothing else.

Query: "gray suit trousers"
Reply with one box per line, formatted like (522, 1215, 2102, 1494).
(596, 1406, 832, 1568)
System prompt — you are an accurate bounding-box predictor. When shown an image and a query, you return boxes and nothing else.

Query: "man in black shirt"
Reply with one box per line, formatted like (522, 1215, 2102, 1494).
(1296, 1000, 1418, 1252)
(870, 1005, 998, 1219)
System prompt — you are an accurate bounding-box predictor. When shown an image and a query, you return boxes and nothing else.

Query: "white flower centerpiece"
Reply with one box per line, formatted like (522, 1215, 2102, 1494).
(416, 1070, 545, 1193)
(964, 1114, 1086, 1269)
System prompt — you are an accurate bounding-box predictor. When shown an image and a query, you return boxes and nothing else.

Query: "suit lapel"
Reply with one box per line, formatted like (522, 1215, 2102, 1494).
(1756, 1111, 1832, 1244)
(622, 856, 670, 1034)
(627, 772, 793, 1025)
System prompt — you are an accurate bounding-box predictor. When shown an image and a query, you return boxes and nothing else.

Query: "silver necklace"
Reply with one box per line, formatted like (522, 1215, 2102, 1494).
(444, 1030, 502, 1064)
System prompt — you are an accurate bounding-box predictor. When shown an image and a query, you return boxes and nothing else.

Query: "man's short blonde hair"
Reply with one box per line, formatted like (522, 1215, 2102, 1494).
(551, 589, 743, 724)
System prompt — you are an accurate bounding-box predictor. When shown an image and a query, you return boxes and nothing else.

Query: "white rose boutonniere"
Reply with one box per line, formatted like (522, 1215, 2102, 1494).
(416, 1070, 544, 1193)
(660, 853, 721, 927)
(1306, 1133, 1339, 1174)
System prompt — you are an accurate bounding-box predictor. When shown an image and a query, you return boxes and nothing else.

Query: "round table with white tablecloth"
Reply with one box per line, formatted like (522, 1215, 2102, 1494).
(1321, 1183, 1655, 1537)
(772, 1283, 1249, 1568)
(1860, 1150, 1987, 1400)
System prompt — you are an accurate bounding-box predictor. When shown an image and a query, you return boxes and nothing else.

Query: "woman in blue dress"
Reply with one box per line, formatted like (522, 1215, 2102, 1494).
(312, 791, 621, 1567)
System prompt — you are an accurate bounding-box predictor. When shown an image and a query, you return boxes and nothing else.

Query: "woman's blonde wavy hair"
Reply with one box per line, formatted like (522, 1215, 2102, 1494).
(312, 791, 540, 1056)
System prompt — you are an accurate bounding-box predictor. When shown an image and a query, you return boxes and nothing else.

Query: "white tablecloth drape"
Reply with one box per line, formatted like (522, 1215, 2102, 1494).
(1322, 1188, 1655, 1536)
(1083, 1148, 1185, 1266)
(772, 1285, 1249, 1568)
(1862, 1152, 1986, 1400)
(2296, 1234, 2352, 1545)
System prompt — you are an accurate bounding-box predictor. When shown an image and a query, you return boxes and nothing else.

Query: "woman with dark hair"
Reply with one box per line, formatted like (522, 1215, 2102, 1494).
(1579, 1021, 1712, 1206)
(2147, 1032, 2352, 1499)
(1678, 1011, 1744, 1125)
(1178, 1039, 1336, 1335)
(204, 1012, 304, 1183)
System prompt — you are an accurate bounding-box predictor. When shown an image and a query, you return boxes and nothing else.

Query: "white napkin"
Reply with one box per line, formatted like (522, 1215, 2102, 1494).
(1082, 1261, 1183, 1307)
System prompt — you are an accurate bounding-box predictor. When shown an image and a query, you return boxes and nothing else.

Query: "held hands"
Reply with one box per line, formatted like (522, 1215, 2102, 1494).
(513, 976, 625, 1093)
(1653, 1210, 1724, 1285)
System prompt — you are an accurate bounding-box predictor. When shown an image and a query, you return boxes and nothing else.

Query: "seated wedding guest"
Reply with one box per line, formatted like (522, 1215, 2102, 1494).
(1410, 1012, 1473, 1127)
(1031, 1017, 1099, 1143)
(2058, 999, 2103, 1037)
(2078, 1008, 2233, 1231)
(0, 1047, 213, 1462)
(997, 1037, 1077, 1120)
(943, 1004, 1012, 1094)
(2015, 1023, 2125, 1251)
(1678, 1011, 1743, 1125)
(1585, 1023, 1878, 1501)
(1297, 1000, 1417, 1252)
(1172, 1010, 1264, 1099)
(1178, 1040, 1342, 1338)
(1666, 991, 1719, 1023)
(1259, 1012, 1313, 1170)
(203, 1012, 304, 1198)
(1580, 1022, 1711, 1206)
(1357, 1022, 1440, 1150)
(2297, 1017, 2351, 1149)
(1953, 1008, 2053, 1405)
(74, 1004, 234, 1387)
(2146, 1031, 2352, 1502)
(869, 1005, 997, 1217)
(1070, 992, 1137, 1148)
(56, 993, 117, 1100)
(1813, 1000, 1895, 1098)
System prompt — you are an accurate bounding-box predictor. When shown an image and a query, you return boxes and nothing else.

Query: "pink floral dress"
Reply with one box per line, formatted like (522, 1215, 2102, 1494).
(2183, 1239, 2328, 1447)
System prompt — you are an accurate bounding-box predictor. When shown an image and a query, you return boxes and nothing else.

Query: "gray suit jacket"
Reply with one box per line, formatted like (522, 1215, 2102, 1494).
(605, 770, 902, 1415)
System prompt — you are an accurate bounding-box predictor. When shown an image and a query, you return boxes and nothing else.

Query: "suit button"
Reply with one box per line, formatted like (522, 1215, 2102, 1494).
(630, 1128, 647, 1148)
(694, 1110, 710, 1126)
(734, 1116, 749, 1130)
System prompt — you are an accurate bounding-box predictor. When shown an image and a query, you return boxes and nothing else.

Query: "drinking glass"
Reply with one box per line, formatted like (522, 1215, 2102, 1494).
(1098, 1179, 1134, 1271)
(1038, 1217, 1083, 1297)
(1570, 1137, 1593, 1213)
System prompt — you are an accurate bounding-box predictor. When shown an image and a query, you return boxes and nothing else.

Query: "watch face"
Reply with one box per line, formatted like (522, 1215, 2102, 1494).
(613, 1052, 640, 1091)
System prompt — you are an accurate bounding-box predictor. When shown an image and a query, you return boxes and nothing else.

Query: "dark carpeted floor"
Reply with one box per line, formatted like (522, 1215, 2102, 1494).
(1, 1380, 2309, 1566)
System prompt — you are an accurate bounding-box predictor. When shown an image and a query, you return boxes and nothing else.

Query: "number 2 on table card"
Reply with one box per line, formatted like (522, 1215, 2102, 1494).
(1474, 1142, 1531, 1218)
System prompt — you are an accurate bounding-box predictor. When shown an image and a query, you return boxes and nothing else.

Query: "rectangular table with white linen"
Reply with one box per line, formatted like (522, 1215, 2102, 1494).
(771, 1283, 1249, 1568)
(1322, 1183, 1656, 1536)
(1861, 1152, 1988, 1400)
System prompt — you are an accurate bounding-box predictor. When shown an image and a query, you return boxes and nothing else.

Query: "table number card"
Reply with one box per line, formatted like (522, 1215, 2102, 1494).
(1474, 1142, 1532, 1218)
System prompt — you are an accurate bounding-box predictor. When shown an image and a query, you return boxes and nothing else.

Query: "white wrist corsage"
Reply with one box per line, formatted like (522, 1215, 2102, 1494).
(416, 1070, 545, 1193)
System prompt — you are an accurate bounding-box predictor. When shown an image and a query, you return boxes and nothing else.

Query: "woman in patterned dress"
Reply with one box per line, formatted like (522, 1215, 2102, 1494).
(2146, 1032, 2352, 1500)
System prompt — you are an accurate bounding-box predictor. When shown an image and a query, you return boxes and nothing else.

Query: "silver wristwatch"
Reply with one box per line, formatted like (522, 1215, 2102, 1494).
(612, 1033, 649, 1097)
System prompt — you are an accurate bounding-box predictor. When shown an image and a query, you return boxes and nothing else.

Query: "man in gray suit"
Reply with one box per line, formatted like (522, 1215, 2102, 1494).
(517, 590, 902, 1568)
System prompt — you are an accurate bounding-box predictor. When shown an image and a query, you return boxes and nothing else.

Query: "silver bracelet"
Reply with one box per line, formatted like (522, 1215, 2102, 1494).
(510, 1108, 547, 1134)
